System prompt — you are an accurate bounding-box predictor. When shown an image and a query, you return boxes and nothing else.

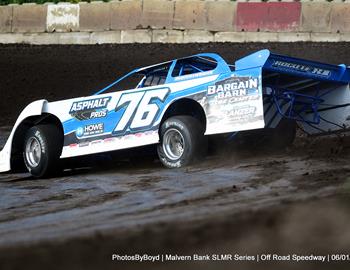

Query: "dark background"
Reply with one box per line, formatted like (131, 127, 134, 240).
(1, 42, 348, 126)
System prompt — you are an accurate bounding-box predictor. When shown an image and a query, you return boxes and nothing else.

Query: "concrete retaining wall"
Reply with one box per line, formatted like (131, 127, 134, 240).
(0, 0, 349, 44)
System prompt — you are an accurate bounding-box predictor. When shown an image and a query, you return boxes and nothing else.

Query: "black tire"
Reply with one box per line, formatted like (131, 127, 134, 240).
(243, 118, 296, 151)
(157, 116, 207, 168)
(23, 124, 63, 178)
(271, 118, 297, 149)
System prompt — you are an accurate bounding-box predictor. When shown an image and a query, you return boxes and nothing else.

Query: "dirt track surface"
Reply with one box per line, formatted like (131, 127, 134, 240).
(0, 137, 345, 247)
(1, 129, 350, 270)
(1, 43, 350, 270)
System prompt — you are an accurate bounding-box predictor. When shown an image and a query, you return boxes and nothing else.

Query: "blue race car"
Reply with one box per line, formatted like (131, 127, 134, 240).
(1, 49, 350, 177)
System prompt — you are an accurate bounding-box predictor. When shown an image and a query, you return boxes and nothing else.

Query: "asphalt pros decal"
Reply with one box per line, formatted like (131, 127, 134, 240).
(69, 97, 111, 121)
(204, 75, 264, 133)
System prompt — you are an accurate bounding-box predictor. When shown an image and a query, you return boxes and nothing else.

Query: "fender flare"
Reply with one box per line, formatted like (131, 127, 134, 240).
(156, 97, 207, 133)
(0, 99, 48, 172)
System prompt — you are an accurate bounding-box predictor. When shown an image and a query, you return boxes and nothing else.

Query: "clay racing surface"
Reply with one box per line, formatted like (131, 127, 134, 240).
(1, 43, 350, 270)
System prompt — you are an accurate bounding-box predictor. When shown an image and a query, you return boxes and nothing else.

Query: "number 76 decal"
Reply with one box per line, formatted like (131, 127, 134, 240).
(113, 88, 170, 134)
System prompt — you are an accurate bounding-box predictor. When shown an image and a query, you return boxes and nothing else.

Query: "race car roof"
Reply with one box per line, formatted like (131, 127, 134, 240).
(135, 53, 230, 73)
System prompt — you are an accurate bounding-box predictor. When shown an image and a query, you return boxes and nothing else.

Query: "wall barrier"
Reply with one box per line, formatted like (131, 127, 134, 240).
(0, 0, 349, 44)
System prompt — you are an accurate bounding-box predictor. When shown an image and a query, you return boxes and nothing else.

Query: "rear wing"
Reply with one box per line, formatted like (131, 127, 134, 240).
(264, 52, 350, 84)
(236, 49, 350, 84)
(235, 49, 350, 135)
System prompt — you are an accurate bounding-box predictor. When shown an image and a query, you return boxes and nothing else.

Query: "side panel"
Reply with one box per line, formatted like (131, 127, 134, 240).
(47, 88, 169, 159)
(45, 75, 219, 159)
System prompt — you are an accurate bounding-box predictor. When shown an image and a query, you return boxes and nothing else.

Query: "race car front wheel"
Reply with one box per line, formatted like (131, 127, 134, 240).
(157, 116, 207, 168)
(23, 124, 62, 178)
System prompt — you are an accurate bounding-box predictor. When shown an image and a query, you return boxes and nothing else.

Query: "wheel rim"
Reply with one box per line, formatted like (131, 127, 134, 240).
(162, 128, 185, 160)
(25, 137, 42, 168)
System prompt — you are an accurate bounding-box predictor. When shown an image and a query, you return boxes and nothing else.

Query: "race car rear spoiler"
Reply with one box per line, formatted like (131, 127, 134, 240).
(236, 49, 350, 135)
(236, 49, 350, 84)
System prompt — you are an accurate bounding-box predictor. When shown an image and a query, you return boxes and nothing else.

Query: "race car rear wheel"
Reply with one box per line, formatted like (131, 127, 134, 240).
(271, 118, 297, 149)
(242, 118, 296, 151)
(23, 124, 62, 178)
(157, 116, 207, 168)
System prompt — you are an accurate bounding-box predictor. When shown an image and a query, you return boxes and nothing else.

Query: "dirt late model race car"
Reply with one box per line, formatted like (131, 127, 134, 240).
(1, 49, 350, 178)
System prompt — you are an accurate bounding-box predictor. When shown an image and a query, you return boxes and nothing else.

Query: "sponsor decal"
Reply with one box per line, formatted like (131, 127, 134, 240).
(69, 143, 78, 148)
(78, 142, 90, 147)
(272, 60, 331, 77)
(103, 138, 114, 143)
(204, 75, 263, 127)
(91, 140, 103, 145)
(71, 109, 108, 121)
(207, 77, 258, 99)
(69, 97, 111, 121)
(174, 70, 214, 81)
(76, 123, 104, 138)
(206, 76, 259, 105)
(226, 106, 256, 120)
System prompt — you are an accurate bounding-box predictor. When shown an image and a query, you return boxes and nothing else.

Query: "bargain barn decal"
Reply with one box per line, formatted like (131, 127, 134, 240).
(203, 75, 264, 131)
(207, 77, 259, 104)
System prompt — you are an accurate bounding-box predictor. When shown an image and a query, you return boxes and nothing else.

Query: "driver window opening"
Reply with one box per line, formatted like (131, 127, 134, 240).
(100, 62, 171, 94)
(171, 56, 217, 77)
